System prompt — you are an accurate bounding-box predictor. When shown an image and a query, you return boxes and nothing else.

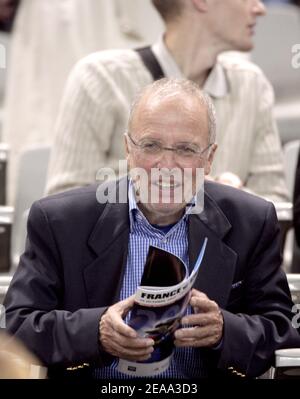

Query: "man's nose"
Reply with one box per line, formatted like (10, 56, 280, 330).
(253, 0, 266, 17)
(156, 148, 179, 169)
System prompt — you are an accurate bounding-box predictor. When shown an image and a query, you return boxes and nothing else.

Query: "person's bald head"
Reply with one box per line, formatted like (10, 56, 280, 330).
(128, 78, 216, 146)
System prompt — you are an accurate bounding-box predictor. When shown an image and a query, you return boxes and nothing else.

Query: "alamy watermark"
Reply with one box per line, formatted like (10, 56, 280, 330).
(292, 44, 300, 69)
(292, 303, 300, 329)
(95, 160, 205, 215)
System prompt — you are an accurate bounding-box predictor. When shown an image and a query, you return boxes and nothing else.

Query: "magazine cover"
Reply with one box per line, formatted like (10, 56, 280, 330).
(117, 237, 208, 376)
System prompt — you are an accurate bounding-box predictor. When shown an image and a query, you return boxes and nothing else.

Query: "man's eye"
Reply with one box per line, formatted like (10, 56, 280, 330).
(141, 142, 161, 152)
(176, 146, 197, 155)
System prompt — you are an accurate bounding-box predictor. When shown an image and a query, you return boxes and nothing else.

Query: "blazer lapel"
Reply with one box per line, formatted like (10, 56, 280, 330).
(188, 191, 237, 308)
(84, 179, 130, 308)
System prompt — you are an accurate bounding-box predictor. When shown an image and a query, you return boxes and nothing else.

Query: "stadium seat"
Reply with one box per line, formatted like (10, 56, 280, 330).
(11, 145, 51, 270)
(251, 4, 300, 144)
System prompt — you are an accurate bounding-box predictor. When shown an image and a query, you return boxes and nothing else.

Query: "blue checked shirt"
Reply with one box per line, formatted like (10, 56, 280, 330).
(93, 181, 205, 379)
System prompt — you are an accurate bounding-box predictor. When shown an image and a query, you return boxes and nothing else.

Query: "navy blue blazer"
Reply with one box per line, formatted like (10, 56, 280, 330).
(4, 179, 300, 378)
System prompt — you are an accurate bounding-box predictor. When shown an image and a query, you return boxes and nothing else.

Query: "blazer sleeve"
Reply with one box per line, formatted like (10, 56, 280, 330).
(217, 202, 300, 377)
(3, 201, 109, 368)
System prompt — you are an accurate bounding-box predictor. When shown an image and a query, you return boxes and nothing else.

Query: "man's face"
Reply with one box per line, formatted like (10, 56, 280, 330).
(208, 0, 266, 52)
(125, 92, 216, 225)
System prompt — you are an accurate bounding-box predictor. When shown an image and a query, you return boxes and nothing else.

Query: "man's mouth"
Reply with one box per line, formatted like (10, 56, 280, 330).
(248, 23, 256, 33)
(153, 181, 181, 189)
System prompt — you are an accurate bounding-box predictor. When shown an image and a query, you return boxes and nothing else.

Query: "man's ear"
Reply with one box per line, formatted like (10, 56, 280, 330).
(124, 133, 130, 158)
(124, 134, 132, 172)
(191, 0, 209, 13)
(204, 143, 217, 175)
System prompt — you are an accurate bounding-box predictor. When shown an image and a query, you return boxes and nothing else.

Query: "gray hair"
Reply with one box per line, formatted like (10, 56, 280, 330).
(128, 78, 217, 145)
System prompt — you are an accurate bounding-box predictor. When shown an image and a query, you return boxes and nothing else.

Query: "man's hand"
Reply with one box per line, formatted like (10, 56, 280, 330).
(99, 295, 154, 361)
(174, 289, 223, 348)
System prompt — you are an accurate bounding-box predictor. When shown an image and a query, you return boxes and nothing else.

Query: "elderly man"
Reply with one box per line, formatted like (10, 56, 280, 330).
(46, 0, 288, 203)
(4, 79, 299, 379)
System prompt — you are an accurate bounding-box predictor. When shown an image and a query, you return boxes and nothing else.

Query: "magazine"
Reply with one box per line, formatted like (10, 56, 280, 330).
(117, 237, 208, 377)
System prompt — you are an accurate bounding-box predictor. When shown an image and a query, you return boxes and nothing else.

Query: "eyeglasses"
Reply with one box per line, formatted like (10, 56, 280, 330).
(126, 133, 213, 161)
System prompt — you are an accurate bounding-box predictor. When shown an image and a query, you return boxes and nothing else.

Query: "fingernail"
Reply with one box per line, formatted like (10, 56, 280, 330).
(146, 339, 155, 346)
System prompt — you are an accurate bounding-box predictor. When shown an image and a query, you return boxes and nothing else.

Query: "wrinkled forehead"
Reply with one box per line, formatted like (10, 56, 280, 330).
(130, 92, 210, 141)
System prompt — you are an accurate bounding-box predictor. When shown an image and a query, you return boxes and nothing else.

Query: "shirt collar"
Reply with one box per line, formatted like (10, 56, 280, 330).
(128, 179, 138, 231)
(151, 35, 229, 98)
(151, 35, 182, 79)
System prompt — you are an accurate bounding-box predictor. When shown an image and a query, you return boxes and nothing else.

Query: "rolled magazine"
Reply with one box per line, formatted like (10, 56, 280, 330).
(117, 237, 208, 377)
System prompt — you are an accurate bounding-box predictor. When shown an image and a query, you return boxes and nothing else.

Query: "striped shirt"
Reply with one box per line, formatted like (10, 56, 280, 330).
(93, 182, 205, 379)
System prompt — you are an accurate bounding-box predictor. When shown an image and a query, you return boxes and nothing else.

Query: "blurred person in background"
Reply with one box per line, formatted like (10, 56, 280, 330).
(2, 0, 163, 205)
(0, 331, 44, 378)
(46, 0, 289, 204)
